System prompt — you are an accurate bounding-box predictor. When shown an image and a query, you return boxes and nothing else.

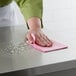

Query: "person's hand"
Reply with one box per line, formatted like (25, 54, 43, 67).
(26, 29, 53, 47)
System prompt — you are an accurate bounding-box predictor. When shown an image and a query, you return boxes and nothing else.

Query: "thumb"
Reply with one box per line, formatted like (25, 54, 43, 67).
(26, 33, 35, 44)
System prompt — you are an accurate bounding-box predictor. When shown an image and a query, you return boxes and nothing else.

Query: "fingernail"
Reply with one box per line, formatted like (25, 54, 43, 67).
(29, 41, 33, 44)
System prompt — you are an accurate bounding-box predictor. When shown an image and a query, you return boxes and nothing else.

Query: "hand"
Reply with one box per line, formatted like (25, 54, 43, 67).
(26, 29, 53, 47)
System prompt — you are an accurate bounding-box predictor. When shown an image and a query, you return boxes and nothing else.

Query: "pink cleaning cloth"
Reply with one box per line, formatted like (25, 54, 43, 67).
(27, 34, 68, 53)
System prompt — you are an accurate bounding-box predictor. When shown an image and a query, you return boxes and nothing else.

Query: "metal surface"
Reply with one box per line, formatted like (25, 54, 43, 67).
(0, 26, 27, 55)
(0, 25, 76, 76)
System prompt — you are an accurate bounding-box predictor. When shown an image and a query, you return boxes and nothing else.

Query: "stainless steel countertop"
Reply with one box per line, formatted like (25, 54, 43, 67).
(0, 25, 76, 75)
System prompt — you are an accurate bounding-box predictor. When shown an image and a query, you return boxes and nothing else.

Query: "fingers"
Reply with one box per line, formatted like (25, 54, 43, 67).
(35, 33, 53, 47)
(43, 35, 53, 46)
(35, 35, 47, 47)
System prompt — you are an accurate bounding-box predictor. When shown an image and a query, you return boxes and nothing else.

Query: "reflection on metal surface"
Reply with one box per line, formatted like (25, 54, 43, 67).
(0, 26, 13, 43)
(0, 26, 32, 55)
(0, 40, 29, 55)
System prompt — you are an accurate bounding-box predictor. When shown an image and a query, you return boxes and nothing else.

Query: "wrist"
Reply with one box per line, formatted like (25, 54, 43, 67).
(27, 17, 41, 31)
(29, 26, 41, 31)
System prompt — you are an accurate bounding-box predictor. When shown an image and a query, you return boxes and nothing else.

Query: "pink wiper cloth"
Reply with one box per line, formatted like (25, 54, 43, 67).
(27, 34, 68, 53)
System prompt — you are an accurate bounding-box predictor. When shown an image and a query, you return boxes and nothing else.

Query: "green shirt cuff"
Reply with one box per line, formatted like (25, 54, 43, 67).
(21, 7, 43, 28)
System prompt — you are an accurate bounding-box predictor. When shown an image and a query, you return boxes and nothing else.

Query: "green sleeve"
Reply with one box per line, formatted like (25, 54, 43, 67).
(15, 0, 43, 28)
(0, 0, 12, 7)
